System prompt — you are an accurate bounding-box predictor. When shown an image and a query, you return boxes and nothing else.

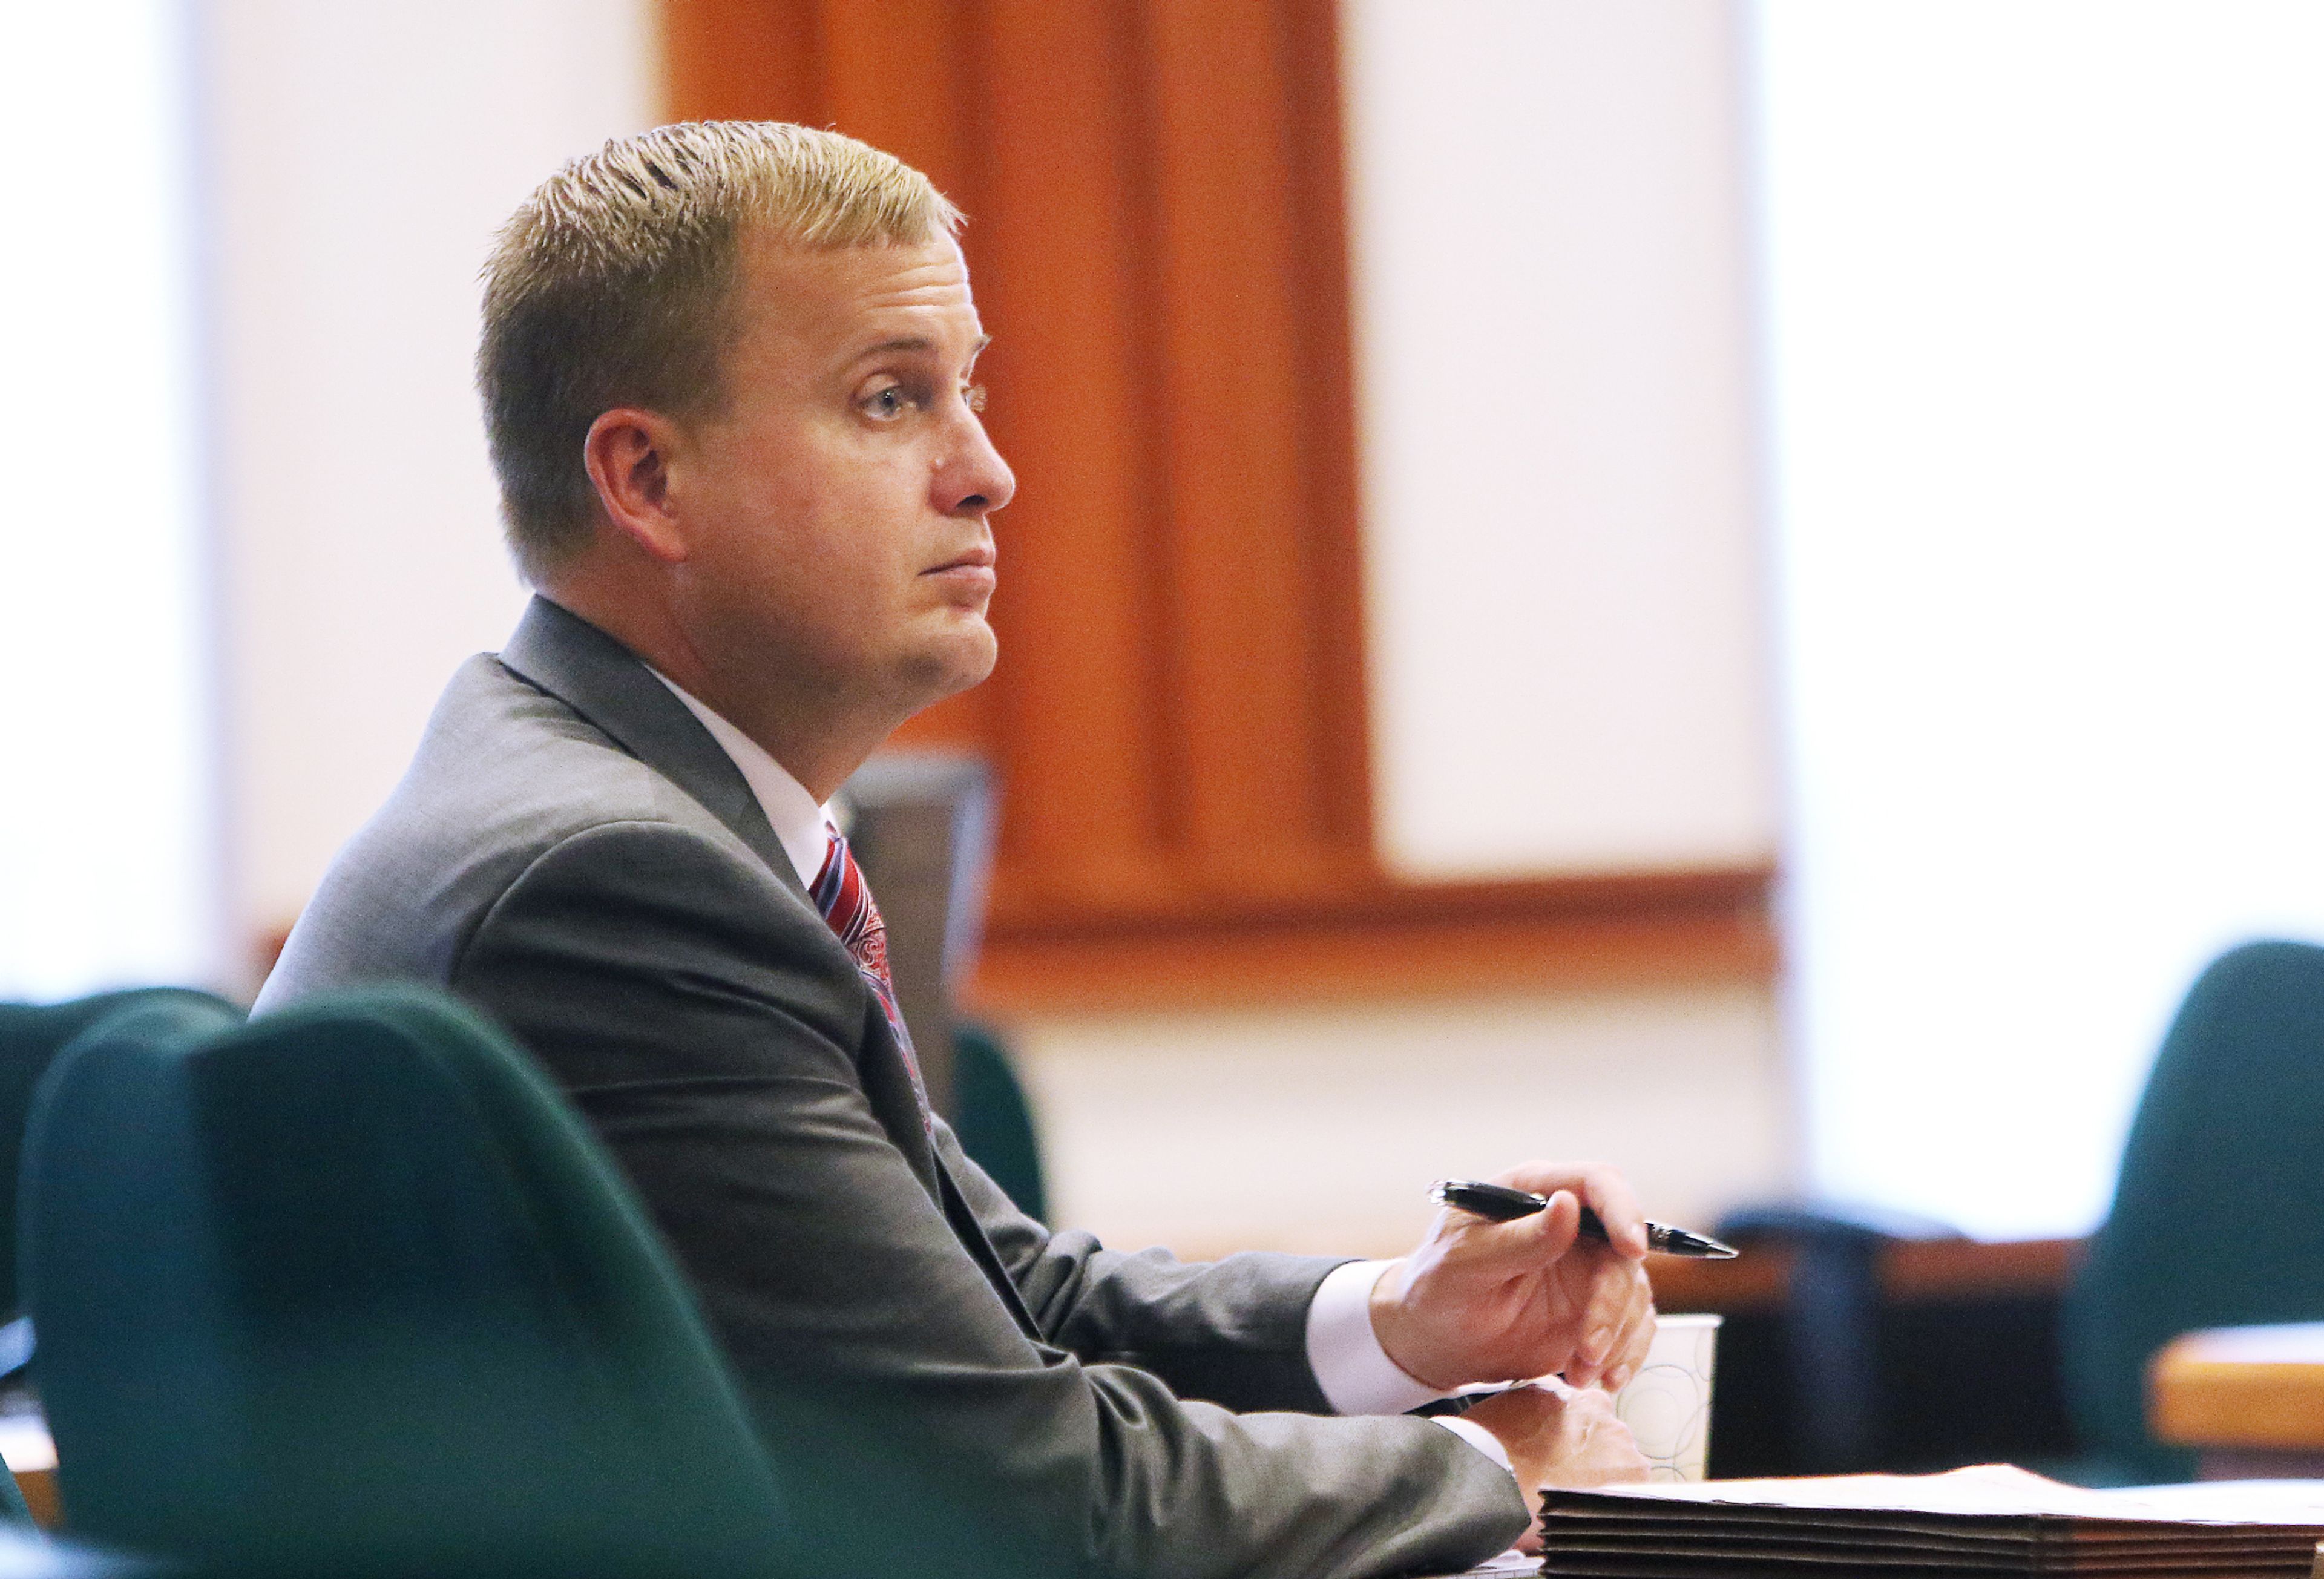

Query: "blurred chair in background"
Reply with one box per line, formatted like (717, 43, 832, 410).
(2062, 939, 2324, 1484)
(22, 988, 809, 1576)
(1712, 1201, 1958, 1474)
(0, 988, 243, 1322)
(1704, 1200, 2077, 1479)
(951, 1021, 1047, 1222)
(0, 986, 244, 1530)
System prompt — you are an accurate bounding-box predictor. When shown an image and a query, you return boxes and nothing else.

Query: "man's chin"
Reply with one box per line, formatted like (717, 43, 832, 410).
(899, 626, 998, 712)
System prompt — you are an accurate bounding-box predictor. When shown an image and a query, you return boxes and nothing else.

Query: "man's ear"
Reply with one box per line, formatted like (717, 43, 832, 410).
(583, 407, 692, 563)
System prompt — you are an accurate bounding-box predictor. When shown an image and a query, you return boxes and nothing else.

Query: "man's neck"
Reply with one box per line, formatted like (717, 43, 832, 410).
(539, 580, 890, 803)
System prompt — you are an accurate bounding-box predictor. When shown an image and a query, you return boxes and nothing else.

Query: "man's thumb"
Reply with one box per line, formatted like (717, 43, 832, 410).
(1520, 1189, 1583, 1258)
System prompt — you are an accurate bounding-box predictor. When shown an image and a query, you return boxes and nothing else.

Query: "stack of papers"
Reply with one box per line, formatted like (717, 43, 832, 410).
(1539, 1466, 2324, 1579)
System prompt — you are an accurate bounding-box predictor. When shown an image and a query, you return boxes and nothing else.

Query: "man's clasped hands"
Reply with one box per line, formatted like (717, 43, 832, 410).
(1370, 1161, 1661, 1549)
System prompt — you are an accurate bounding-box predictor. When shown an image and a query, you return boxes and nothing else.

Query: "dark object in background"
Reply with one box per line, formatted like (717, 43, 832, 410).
(1716, 1201, 1958, 1474)
(1698, 1205, 2078, 1480)
(2063, 939, 2324, 1485)
(1877, 1274, 2078, 1476)
(1711, 1206, 1890, 1474)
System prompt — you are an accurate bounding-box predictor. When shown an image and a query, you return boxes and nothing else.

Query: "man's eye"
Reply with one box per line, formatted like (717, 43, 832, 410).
(864, 386, 915, 421)
(963, 383, 988, 414)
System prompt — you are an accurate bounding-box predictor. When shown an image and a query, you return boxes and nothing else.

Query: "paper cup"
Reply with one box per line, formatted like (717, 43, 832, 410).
(1612, 1312, 1720, 1482)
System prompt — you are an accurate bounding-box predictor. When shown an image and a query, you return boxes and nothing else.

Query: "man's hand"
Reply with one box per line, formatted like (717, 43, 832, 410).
(1369, 1161, 1656, 1391)
(1464, 1380, 1651, 1553)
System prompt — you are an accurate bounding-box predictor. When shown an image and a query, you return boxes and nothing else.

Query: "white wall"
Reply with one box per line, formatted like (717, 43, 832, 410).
(1758, 0, 2324, 1238)
(203, 0, 658, 971)
(1, 0, 218, 999)
(1342, 0, 1779, 880)
(1016, 985, 1793, 1260)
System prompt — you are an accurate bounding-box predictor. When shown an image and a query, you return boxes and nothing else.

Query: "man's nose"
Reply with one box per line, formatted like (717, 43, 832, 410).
(939, 412, 1016, 517)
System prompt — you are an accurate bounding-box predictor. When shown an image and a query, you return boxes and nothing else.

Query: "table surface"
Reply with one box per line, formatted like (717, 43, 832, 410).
(2150, 1321, 2324, 1451)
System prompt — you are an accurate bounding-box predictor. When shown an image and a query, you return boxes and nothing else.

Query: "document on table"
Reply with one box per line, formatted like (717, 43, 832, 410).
(1535, 1465, 2324, 1578)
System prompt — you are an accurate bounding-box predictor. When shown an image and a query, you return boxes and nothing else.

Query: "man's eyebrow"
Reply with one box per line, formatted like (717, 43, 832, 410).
(849, 333, 993, 364)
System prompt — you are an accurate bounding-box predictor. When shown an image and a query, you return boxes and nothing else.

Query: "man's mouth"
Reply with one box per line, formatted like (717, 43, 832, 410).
(925, 545, 997, 577)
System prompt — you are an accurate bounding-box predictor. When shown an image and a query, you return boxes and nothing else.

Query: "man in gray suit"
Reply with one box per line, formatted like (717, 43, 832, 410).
(260, 122, 1657, 1577)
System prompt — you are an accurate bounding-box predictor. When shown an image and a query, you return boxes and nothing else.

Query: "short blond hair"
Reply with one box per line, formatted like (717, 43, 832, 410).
(478, 122, 963, 582)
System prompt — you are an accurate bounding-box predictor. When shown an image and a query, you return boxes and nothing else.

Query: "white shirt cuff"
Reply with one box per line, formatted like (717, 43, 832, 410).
(1303, 1258, 1450, 1416)
(1433, 1414, 1515, 1476)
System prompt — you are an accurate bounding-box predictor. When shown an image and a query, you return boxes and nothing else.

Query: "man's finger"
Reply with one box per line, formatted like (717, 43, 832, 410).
(1495, 1161, 1650, 1258)
(1603, 1303, 1657, 1393)
(1438, 1186, 1582, 1269)
(1509, 1188, 1584, 1265)
(1561, 1254, 1649, 1387)
(1592, 1285, 1657, 1393)
(1572, 1165, 1648, 1259)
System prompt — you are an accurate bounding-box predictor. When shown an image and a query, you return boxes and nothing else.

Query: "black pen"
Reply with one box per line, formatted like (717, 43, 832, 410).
(1428, 1179, 1739, 1259)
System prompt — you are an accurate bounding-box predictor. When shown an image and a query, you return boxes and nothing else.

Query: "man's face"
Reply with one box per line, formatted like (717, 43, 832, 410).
(669, 231, 1013, 720)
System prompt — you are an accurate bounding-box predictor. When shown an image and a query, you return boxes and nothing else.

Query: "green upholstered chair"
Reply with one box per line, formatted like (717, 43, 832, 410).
(951, 1022, 1048, 1223)
(0, 988, 241, 1321)
(0, 987, 242, 1532)
(22, 987, 805, 1577)
(2061, 940, 2324, 1483)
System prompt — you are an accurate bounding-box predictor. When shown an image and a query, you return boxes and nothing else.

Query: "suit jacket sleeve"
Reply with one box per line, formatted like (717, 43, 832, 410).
(451, 817, 1527, 1579)
(938, 1121, 1353, 1414)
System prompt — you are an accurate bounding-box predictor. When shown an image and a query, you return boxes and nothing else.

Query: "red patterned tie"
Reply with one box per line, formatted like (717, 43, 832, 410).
(810, 826, 933, 1129)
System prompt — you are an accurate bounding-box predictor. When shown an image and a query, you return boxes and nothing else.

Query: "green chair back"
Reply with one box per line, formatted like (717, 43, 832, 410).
(2062, 941, 2324, 1481)
(0, 988, 241, 1532)
(23, 987, 793, 1577)
(0, 988, 241, 1319)
(951, 1022, 1047, 1222)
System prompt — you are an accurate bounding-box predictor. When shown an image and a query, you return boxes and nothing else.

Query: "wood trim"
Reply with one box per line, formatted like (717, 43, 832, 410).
(1279, 0, 1376, 856)
(970, 865, 1776, 1013)
(1647, 1247, 1793, 1316)
(956, 0, 1184, 890)
(1642, 1236, 2084, 1319)
(258, 867, 1776, 1017)
(656, 2, 824, 128)
(2150, 1324, 2324, 1451)
(1881, 1234, 2083, 1303)
(1136, 0, 1373, 878)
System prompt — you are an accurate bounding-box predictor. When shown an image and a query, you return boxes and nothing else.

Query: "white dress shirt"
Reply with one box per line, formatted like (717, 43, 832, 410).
(647, 672, 1510, 1476)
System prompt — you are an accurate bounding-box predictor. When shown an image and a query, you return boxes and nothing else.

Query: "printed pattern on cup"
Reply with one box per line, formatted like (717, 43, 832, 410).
(1613, 1315, 1719, 1482)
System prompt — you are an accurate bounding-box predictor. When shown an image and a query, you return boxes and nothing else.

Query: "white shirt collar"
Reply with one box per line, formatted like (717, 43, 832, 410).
(646, 669, 831, 889)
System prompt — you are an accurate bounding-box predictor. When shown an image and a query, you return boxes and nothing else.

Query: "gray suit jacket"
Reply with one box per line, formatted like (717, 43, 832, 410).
(258, 596, 1526, 1577)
